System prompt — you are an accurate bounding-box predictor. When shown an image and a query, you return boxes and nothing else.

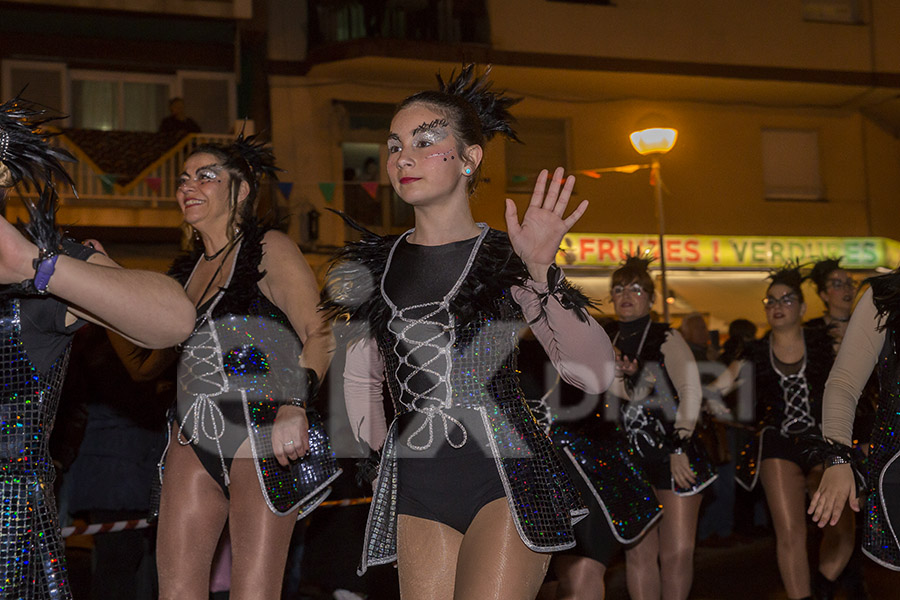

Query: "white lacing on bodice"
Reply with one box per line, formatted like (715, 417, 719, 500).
(770, 342, 815, 436)
(382, 225, 488, 451)
(622, 403, 665, 455)
(176, 254, 236, 485)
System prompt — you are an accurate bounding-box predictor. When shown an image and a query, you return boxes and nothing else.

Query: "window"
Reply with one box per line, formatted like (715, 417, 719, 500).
(506, 118, 569, 193)
(802, 0, 863, 24)
(761, 128, 824, 201)
(2, 60, 67, 121)
(70, 70, 173, 132)
(178, 71, 236, 134)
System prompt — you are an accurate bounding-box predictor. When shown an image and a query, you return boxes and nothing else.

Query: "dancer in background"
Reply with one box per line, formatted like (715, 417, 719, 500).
(810, 268, 900, 573)
(715, 265, 854, 600)
(600, 256, 712, 600)
(325, 65, 615, 600)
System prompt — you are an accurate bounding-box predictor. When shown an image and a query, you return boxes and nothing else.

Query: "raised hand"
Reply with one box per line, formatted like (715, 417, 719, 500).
(504, 167, 588, 282)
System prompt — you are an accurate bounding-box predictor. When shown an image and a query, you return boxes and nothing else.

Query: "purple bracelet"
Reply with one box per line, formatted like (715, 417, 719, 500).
(33, 254, 59, 294)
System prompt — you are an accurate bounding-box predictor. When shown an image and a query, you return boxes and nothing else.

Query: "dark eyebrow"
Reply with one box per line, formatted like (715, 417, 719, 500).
(388, 133, 400, 142)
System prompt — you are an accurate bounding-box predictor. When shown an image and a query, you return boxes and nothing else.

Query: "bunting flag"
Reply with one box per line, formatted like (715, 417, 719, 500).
(575, 164, 649, 179)
(361, 181, 379, 200)
(318, 182, 336, 203)
(277, 182, 294, 201)
(511, 175, 529, 183)
(99, 174, 117, 195)
(145, 177, 161, 194)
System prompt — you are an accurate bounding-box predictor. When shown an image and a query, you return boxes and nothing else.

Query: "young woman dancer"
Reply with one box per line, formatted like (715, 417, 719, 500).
(810, 268, 900, 572)
(717, 266, 854, 600)
(154, 135, 339, 599)
(325, 65, 615, 600)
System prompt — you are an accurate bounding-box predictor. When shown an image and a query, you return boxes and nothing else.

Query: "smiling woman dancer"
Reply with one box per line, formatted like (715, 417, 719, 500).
(324, 65, 615, 600)
(154, 135, 339, 600)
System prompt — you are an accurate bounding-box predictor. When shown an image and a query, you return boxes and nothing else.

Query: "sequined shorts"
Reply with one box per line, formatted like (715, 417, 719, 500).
(759, 428, 818, 473)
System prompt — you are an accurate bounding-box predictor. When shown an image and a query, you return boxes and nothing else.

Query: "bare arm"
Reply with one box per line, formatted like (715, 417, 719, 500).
(257, 230, 336, 466)
(0, 216, 194, 348)
(344, 337, 388, 451)
(511, 282, 615, 395)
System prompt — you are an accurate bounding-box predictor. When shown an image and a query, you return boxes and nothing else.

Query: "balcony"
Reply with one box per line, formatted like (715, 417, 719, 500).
(5, 131, 232, 231)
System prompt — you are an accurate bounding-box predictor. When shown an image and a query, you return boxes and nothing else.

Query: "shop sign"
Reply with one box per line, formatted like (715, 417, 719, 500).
(558, 234, 900, 270)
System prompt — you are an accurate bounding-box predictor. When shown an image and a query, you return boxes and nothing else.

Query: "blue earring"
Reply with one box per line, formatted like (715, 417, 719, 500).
(464, 167, 472, 175)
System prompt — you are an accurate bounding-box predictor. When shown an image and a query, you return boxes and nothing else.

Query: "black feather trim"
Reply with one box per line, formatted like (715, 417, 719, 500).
(800, 434, 866, 492)
(866, 269, 900, 334)
(0, 94, 76, 193)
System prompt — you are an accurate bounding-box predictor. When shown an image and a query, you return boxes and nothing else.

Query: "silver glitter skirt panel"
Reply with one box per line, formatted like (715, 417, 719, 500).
(0, 300, 72, 599)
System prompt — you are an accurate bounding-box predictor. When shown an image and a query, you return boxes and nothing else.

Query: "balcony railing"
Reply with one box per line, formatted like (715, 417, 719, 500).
(16, 132, 232, 206)
(308, 0, 489, 48)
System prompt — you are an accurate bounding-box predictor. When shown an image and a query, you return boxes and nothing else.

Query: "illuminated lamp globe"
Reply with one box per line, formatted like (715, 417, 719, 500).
(629, 127, 678, 156)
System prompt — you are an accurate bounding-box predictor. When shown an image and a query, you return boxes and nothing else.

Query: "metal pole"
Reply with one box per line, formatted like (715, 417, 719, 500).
(653, 157, 669, 323)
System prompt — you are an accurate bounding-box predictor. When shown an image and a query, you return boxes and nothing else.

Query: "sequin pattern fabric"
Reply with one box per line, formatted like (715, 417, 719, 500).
(0, 300, 71, 599)
(551, 423, 661, 544)
(862, 327, 900, 569)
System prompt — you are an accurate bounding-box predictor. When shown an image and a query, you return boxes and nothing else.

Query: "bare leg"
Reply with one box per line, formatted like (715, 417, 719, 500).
(455, 498, 551, 600)
(397, 514, 463, 600)
(625, 524, 660, 600)
(760, 458, 810, 599)
(656, 490, 702, 600)
(157, 428, 229, 600)
(227, 440, 299, 600)
(553, 555, 606, 600)
(806, 466, 855, 582)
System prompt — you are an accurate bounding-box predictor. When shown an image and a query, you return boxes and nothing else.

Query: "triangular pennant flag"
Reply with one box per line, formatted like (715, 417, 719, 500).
(361, 181, 379, 200)
(145, 177, 161, 194)
(511, 175, 529, 183)
(277, 182, 294, 201)
(99, 174, 117, 195)
(318, 182, 336, 203)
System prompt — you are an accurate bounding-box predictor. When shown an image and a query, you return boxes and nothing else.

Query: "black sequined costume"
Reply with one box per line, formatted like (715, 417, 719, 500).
(858, 273, 900, 569)
(160, 220, 340, 516)
(0, 241, 93, 600)
(325, 225, 611, 574)
(602, 316, 716, 496)
(735, 326, 834, 490)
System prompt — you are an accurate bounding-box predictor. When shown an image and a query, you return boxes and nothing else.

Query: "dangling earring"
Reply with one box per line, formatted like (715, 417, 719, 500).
(192, 227, 201, 242)
(464, 167, 472, 175)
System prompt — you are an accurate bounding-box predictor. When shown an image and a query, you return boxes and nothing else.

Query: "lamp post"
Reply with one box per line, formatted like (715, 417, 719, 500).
(629, 126, 678, 322)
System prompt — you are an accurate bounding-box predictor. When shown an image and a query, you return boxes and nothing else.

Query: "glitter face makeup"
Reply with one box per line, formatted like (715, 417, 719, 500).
(177, 163, 225, 188)
(412, 118, 448, 136)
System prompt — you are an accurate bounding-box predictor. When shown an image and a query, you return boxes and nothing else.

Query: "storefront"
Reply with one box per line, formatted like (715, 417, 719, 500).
(560, 233, 900, 333)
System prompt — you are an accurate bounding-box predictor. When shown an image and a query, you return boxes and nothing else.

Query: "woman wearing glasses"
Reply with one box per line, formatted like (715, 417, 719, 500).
(806, 258, 858, 351)
(591, 255, 710, 600)
(714, 265, 853, 600)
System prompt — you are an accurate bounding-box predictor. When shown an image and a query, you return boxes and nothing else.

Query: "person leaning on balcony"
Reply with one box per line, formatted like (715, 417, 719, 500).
(322, 64, 616, 600)
(713, 265, 855, 600)
(159, 97, 201, 135)
(598, 255, 713, 600)
(0, 95, 196, 600)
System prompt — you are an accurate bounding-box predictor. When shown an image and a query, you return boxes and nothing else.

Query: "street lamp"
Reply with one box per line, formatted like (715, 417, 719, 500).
(630, 126, 678, 322)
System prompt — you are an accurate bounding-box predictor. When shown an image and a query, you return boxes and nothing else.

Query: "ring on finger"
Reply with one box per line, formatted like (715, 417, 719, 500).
(283, 440, 295, 447)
